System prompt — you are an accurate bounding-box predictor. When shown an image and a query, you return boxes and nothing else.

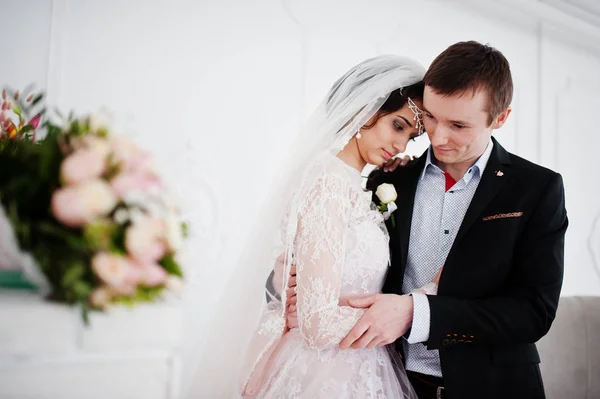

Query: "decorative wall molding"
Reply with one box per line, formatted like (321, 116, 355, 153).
(281, 0, 308, 125)
(449, 0, 600, 55)
(45, 0, 68, 109)
(510, 88, 523, 155)
(540, 0, 600, 28)
(555, 81, 600, 289)
(554, 78, 572, 169)
(554, 80, 600, 169)
(589, 212, 600, 283)
(536, 22, 543, 164)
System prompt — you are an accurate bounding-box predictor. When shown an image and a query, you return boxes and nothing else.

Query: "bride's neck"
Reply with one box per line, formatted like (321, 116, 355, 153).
(337, 138, 367, 172)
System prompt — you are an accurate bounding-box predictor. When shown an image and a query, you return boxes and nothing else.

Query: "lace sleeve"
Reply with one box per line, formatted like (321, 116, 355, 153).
(294, 172, 365, 350)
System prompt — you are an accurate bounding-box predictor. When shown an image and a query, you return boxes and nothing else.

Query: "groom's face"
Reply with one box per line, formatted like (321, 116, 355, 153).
(422, 85, 504, 166)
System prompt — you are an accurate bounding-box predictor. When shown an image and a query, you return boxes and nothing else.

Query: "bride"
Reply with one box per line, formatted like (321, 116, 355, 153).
(191, 55, 440, 398)
(242, 54, 445, 398)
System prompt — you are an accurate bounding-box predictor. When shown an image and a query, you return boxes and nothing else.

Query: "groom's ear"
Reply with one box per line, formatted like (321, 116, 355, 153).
(491, 107, 512, 130)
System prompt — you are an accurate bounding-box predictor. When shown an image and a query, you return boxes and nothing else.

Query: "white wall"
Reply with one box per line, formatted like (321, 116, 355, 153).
(1, 0, 599, 396)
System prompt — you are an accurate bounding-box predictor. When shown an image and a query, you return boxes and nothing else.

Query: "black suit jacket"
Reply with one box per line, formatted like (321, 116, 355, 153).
(367, 138, 568, 399)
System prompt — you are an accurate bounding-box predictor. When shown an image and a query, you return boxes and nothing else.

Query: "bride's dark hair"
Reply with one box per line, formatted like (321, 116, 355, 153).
(362, 81, 424, 130)
(331, 80, 424, 136)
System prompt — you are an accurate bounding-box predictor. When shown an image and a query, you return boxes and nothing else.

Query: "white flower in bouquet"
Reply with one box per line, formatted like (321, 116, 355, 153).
(165, 213, 184, 252)
(89, 286, 113, 309)
(113, 208, 129, 224)
(165, 275, 185, 293)
(88, 113, 110, 135)
(110, 172, 162, 200)
(109, 135, 153, 172)
(70, 135, 111, 156)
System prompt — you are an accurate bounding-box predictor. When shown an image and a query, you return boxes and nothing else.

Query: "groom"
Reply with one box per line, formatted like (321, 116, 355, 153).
(337, 41, 568, 399)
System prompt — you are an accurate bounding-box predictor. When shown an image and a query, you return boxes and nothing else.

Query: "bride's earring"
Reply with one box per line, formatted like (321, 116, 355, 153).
(356, 129, 362, 139)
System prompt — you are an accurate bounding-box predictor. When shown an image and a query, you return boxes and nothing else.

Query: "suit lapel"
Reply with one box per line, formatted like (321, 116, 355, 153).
(394, 155, 426, 274)
(451, 138, 512, 250)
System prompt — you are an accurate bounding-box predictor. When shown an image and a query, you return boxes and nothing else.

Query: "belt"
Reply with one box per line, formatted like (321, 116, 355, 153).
(406, 370, 445, 399)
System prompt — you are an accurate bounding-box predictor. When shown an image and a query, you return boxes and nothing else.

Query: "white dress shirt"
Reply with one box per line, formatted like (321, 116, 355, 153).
(403, 140, 494, 377)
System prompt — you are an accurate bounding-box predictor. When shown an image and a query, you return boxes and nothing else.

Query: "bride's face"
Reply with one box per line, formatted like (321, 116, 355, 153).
(357, 99, 423, 166)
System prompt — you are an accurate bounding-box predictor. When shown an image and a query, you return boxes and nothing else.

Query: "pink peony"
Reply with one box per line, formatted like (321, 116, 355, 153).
(124, 261, 144, 286)
(109, 136, 152, 173)
(138, 262, 168, 287)
(60, 148, 107, 185)
(91, 252, 130, 288)
(125, 218, 166, 263)
(51, 180, 117, 228)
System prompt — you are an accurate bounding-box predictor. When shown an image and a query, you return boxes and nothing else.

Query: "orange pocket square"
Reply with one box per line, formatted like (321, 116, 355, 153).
(482, 212, 523, 221)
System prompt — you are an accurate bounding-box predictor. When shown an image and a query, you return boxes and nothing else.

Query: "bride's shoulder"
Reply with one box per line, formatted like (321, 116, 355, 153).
(304, 154, 357, 180)
(295, 155, 357, 195)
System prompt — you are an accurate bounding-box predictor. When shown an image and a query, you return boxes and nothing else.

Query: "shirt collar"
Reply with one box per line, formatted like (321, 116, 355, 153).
(420, 138, 494, 182)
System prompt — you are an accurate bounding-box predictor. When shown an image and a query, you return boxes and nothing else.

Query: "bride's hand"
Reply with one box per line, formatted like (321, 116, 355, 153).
(382, 155, 413, 173)
(409, 268, 443, 296)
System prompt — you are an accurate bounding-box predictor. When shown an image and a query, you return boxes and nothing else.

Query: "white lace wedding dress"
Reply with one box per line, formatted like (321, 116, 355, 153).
(240, 155, 416, 399)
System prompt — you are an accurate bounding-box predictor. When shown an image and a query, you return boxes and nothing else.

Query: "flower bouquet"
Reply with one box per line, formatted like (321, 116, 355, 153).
(0, 90, 186, 321)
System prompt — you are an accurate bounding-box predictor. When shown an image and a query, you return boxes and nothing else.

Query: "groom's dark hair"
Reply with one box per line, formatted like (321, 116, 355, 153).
(424, 41, 513, 125)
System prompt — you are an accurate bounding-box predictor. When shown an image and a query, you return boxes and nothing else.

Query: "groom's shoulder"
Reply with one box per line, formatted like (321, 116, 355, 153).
(507, 151, 557, 174)
(505, 150, 562, 186)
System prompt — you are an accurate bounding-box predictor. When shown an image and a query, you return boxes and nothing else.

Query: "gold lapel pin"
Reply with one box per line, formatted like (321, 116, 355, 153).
(496, 170, 504, 177)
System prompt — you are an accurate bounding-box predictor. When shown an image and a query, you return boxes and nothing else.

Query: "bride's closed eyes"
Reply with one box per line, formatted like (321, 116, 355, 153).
(393, 121, 405, 131)
(393, 119, 418, 141)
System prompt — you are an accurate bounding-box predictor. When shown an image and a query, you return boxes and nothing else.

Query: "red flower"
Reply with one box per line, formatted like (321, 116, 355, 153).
(6, 123, 16, 138)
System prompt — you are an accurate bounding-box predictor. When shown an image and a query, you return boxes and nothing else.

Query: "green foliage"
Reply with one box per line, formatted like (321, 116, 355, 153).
(84, 219, 121, 252)
(181, 222, 189, 238)
(0, 124, 95, 308)
(160, 253, 183, 278)
(113, 285, 165, 307)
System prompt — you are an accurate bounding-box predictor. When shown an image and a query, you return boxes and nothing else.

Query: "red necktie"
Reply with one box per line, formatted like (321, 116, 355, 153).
(444, 172, 456, 192)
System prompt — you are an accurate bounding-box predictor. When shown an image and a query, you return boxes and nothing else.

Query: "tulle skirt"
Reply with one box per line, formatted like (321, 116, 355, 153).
(244, 328, 417, 399)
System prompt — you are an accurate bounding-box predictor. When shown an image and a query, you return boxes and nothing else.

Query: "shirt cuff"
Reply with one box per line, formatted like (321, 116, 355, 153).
(407, 293, 431, 344)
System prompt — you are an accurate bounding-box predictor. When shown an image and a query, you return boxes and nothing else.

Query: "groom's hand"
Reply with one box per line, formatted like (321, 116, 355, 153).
(285, 265, 298, 329)
(339, 294, 413, 350)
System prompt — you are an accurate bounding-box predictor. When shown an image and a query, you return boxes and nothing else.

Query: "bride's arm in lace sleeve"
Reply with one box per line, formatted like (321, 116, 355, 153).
(294, 172, 366, 350)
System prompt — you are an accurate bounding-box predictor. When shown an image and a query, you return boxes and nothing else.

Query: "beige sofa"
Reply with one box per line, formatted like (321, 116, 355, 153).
(538, 296, 600, 399)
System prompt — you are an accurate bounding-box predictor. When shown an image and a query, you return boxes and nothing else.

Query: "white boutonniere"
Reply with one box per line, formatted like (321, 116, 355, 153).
(375, 183, 398, 228)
